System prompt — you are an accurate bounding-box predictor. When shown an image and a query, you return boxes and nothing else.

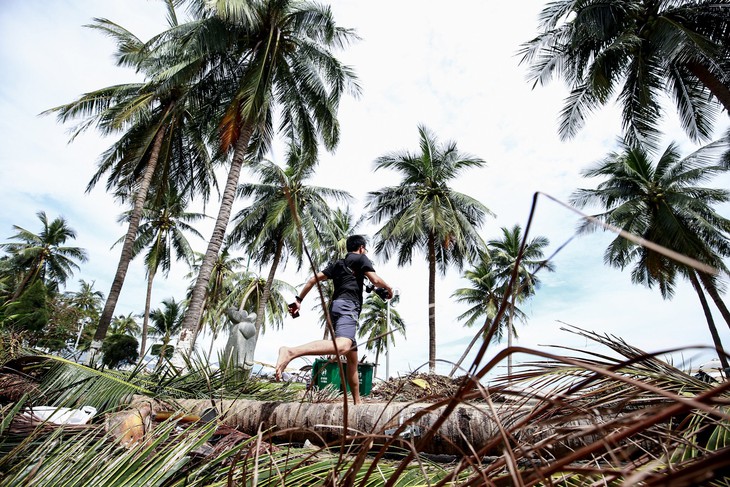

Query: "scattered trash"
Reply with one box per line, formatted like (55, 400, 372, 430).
(370, 373, 464, 402)
(384, 424, 422, 439)
(24, 405, 97, 425)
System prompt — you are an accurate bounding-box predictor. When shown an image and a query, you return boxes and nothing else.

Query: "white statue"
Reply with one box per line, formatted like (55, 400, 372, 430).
(223, 308, 258, 372)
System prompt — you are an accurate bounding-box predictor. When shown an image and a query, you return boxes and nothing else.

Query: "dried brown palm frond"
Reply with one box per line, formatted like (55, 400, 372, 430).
(407, 326, 730, 486)
(0, 331, 27, 366)
(2, 337, 726, 484)
(0, 370, 41, 403)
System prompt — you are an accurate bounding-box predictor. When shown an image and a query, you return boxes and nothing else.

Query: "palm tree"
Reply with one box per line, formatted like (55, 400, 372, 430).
(149, 297, 185, 366)
(109, 312, 141, 337)
(67, 279, 105, 350)
(367, 125, 492, 373)
(172, 0, 361, 357)
(358, 293, 405, 378)
(486, 225, 553, 375)
(68, 280, 105, 320)
(228, 147, 351, 340)
(184, 244, 291, 358)
(452, 256, 527, 343)
(450, 256, 525, 377)
(311, 207, 364, 338)
(570, 139, 730, 371)
(312, 207, 364, 267)
(519, 0, 730, 147)
(0, 211, 88, 300)
(186, 245, 248, 347)
(121, 186, 206, 357)
(44, 8, 214, 362)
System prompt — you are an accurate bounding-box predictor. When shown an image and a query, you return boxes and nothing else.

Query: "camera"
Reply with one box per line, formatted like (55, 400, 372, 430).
(288, 302, 300, 318)
(365, 283, 390, 300)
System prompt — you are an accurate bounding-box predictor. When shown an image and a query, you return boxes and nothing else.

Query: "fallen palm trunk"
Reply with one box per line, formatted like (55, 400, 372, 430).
(158, 396, 606, 456)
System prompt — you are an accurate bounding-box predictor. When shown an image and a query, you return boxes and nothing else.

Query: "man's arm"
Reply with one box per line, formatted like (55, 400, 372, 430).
(289, 271, 328, 316)
(364, 271, 394, 299)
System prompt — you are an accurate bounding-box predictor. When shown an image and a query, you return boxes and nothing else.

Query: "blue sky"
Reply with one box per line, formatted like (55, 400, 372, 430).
(1, 0, 729, 379)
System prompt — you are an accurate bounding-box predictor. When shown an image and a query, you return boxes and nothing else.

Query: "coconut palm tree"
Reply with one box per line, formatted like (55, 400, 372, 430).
(487, 225, 553, 375)
(44, 8, 215, 363)
(120, 186, 206, 357)
(65, 280, 105, 351)
(228, 146, 351, 339)
(172, 0, 361, 357)
(302, 206, 363, 340)
(186, 245, 248, 345)
(109, 312, 141, 337)
(519, 0, 730, 147)
(0, 211, 88, 300)
(184, 244, 291, 358)
(68, 280, 105, 321)
(312, 207, 365, 267)
(149, 297, 185, 366)
(367, 125, 492, 372)
(450, 255, 529, 377)
(570, 138, 730, 371)
(452, 256, 527, 342)
(358, 293, 405, 378)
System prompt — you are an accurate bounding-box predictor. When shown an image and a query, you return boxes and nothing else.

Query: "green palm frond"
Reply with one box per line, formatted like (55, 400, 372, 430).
(35, 355, 154, 412)
(520, 0, 729, 145)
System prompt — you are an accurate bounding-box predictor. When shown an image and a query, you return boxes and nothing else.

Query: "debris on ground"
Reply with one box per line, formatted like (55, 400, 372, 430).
(368, 373, 484, 402)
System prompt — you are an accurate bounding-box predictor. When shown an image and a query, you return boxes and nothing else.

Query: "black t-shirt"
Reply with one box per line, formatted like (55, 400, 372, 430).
(322, 253, 375, 305)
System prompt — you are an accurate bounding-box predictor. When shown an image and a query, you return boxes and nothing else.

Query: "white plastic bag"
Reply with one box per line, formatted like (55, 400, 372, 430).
(25, 405, 97, 425)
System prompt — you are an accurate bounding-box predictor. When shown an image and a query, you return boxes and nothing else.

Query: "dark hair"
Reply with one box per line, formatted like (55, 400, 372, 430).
(346, 235, 367, 252)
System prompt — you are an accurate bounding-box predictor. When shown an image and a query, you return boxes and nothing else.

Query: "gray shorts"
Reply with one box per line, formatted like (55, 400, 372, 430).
(330, 299, 360, 347)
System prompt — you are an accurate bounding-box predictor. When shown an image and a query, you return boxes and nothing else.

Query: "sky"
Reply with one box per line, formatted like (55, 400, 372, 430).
(1, 0, 729, 381)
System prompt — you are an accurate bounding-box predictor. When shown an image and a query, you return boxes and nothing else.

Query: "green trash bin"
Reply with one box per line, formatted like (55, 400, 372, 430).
(312, 358, 342, 391)
(311, 359, 374, 396)
(355, 362, 374, 396)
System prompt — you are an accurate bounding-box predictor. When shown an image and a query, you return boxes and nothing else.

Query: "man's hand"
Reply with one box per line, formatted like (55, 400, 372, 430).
(374, 287, 392, 300)
(288, 301, 300, 318)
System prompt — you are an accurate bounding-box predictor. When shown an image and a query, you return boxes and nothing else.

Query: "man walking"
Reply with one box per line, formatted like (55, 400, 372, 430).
(275, 235, 393, 405)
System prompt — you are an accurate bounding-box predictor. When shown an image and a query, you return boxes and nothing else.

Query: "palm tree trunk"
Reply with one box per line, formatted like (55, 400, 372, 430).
(176, 124, 254, 361)
(87, 125, 167, 365)
(685, 61, 730, 114)
(254, 237, 283, 338)
(140, 267, 157, 360)
(374, 344, 381, 379)
(11, 265, 39, 301)
(688, 271, 730, 372)
(449, 324, 484, 377)
(428, 232, 437, 373)
(698, 271, 730, 332)
(163, 397, 592, 457)
(10, 255, 46, 302)
(507, 287, 516, 376)
(155, 336, 170, 372)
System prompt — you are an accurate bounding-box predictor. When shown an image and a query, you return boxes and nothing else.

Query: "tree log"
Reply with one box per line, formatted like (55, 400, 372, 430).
(168, 398, 528, 456)
(124, 395, 612, 456)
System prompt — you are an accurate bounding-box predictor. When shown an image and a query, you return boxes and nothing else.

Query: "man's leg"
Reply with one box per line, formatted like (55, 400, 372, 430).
(275, 337, 353, 380)
(345, 347, 361, 405)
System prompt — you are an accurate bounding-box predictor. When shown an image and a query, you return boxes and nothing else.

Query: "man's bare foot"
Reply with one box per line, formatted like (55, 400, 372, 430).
(275, 347, 291, 381)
